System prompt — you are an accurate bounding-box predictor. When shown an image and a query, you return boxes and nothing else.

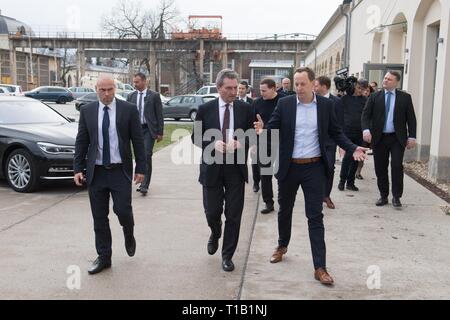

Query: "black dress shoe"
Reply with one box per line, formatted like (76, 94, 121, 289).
(392, 197, 402, 208)
(261, 203, 275, 214)
(222, 259, 235, 272)
(125, 235, 136, 257)
(140, 187, 148, 196)
(207, 234, 219, 255)
(88, 258, 111, 275)
(376, 197, 388, 206)
(136, 186, 142, 192)
(338, 181, 345, 191)
(346, 184, 359, 191)
(253, 184, 260, 193)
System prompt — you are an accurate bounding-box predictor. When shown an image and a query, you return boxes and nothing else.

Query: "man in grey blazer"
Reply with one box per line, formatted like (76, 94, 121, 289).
(74, 75, 146, 275)
(127, 72, 164, 195)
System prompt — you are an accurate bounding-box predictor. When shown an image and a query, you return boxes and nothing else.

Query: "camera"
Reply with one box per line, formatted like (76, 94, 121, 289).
(334, 72, 358, 96)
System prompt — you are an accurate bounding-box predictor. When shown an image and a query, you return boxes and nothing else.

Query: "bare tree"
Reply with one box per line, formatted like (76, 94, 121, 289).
(101, 0, 179, 39)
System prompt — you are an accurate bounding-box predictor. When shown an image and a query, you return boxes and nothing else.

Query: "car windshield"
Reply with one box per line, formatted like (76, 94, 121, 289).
(0, 100, 69, 124)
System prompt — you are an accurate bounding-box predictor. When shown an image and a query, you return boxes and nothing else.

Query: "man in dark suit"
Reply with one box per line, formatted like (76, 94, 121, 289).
(192, 69, 254, 272)
(237, 80, 254, 104)
(314, 76, 344, 209)
(362, 71, 417, 208)
(74, 75, 146, 275)
(277, 78, 296, 96)
(255, 68, 367, 285)
(127, 72, 164, 196)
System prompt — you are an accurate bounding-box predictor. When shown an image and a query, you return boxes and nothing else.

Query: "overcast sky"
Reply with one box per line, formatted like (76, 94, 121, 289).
(0, 0, 343, 36)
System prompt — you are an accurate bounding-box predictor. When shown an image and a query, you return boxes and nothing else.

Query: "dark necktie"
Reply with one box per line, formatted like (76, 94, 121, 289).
(138, 92, 144, 124)
(102, 106, 111, 166)
(222, 104, 230, 143)
(384, 91, 392, 132)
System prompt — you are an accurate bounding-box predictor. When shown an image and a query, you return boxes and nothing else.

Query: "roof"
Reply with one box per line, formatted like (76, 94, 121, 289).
(248, 60, 294, 69)
(0, 14, 34, 35)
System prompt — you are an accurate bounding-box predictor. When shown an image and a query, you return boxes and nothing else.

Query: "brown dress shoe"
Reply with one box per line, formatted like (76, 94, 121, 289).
(270, 246, 287, 263)
(323, 197, 335, 209)
(314, 268, 334, 286)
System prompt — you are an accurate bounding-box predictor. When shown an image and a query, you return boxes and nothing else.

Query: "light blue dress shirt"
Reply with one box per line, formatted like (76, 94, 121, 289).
(383, 89, 396, 133)
(96, 99, 122, 165)
(292, 94, 321, 159)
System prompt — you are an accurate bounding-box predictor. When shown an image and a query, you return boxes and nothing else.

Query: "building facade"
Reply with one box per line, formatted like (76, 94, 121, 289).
(305, 0, 450, 182)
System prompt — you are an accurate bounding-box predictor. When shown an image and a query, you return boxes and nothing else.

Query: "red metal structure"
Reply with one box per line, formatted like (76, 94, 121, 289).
(171, 15, 223, 40)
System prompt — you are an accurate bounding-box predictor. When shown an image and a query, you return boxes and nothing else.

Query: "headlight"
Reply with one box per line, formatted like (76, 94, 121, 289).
(37, 142, 75, 155)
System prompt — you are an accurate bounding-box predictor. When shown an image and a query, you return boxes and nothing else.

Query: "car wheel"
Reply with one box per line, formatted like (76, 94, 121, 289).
(58, 97, 68, 104)
(189, 110, 197, 121)
(5, 149, 39, 193)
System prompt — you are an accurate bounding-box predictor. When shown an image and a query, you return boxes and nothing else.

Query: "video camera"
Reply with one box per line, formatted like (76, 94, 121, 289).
(334, 68, 358, 96)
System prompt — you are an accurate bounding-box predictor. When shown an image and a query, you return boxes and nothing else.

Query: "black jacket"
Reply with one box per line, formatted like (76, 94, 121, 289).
(266, 94, 357, 182)
(74, 100, 146, 185)
(191, 99, 254, 187)
(127, 89, 164, 139)
(361, 89, 417, 147)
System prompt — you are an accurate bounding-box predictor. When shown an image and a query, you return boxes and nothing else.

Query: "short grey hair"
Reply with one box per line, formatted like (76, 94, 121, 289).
(216, 69, 239, 88)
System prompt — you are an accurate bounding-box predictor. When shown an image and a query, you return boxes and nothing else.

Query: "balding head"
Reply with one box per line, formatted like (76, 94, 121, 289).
(96, 75, 116, 105)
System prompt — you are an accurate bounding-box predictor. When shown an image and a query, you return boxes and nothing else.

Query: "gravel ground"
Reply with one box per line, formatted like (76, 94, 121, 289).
(405, 161, 450, 205)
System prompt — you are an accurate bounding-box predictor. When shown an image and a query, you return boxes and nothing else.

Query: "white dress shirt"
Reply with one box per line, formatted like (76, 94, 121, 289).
(292, 94, 321, 159)
(218, 97, 235, 142)
(96, 98, 122, 165)
(238, 96, 249, 103)
(136, 89, 147, 125)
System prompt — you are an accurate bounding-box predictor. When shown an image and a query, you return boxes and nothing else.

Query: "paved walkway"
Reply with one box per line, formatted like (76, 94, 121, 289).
(1, 137, 449, 299)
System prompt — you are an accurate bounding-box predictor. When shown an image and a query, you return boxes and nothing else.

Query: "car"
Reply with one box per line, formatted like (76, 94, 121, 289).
(163, 95, 216, 121)
(74, 93, 126, 111)
(24, 86, 75, 104)
(196, 85, 219, 97)
(0, 84, 24, 96)
(0, 87, 12, 96)
(0, 96, 78, 193)
(68, 87, 95, 99)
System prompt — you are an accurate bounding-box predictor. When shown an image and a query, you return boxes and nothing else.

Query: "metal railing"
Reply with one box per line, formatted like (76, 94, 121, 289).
(9, 31, 316, 41)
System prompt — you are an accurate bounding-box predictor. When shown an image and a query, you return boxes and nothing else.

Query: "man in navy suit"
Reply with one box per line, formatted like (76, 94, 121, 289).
(255, 68, 367, 285)
(192, 69, 254, 272)
(74, 75, 146, 275)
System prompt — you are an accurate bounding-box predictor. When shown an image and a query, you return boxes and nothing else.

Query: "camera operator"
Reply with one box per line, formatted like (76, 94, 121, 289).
(337, 78, 368, 192)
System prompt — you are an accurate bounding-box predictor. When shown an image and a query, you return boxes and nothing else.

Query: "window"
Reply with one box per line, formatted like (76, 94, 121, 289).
(168, 96, 182, 105)
(197, 88, 207, 95)
(182, 97, 196, 104)
(209, 87, 218, 94)
(0, 100, 69, 124)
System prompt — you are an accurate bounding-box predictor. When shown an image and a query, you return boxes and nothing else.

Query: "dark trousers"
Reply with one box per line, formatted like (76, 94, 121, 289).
(202, 165, 245, 260)
(373, 134, 405, 198)
(340, 134, 363, 186)
(142, 125, 156, 189)
(88, 166, 134, 261)
(277, 162, 327, 269)
(324, 143, 337, 198)
(252, 162, 274, 206)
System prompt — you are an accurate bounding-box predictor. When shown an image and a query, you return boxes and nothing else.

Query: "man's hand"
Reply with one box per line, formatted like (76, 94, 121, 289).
(406, 139, 416, 150)
(363, 131, 372, 144)
(74, 173, 85, 187)
(214, 141, 226, 153)
(353, 146, 369, 161)
(134, 174, 145, 185)
(254, 114, 264, 135)
(156, 135, 163, 143)
(226, 140, 242, 153)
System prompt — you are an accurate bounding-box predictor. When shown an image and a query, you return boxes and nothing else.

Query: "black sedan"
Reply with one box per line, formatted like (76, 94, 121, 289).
(0, 97, 78, 193)
(24, 86, 75, 104)
(163, 95, 216, 121)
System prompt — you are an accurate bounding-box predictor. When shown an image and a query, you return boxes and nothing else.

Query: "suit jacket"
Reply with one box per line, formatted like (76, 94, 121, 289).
(127, 89, 164, 139)
(191, 99, 254, 187)
(361, 89, 417, 147)
(267, 94, 357, 182)
(277, 88, 296, 96)
(325, 94, 344, 148)
(74, 100, 146, 185)
(236, 96, 254, 105)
